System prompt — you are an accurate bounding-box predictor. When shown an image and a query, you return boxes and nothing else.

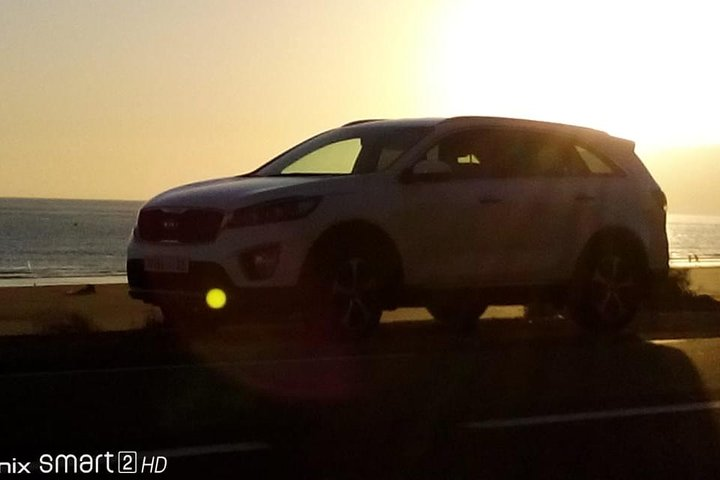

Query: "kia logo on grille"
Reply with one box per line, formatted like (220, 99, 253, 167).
(162, 219, 180, 230)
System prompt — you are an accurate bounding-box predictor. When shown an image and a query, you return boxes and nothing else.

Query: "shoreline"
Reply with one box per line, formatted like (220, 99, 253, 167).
(0, 275, 126, 288)
(670, 258, 720, 268)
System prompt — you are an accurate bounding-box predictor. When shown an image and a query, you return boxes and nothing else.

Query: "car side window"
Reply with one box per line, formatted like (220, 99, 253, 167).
(423, 130, 617, 179)
(573, 145, 617, 175)
(377, 147, 405, 170)
(424, 130, 505, 179)
(499, 133, 588, 177)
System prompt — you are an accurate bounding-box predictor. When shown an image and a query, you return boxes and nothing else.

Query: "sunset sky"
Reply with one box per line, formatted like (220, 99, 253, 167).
(2, 0, 718, 214)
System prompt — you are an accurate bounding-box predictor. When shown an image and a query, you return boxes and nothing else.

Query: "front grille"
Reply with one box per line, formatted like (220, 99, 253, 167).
(137, 208, 224, 243)
(127, 259, 234, 292)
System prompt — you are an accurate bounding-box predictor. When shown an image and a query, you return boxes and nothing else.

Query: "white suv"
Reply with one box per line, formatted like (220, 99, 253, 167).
(127, 117, 669, 336)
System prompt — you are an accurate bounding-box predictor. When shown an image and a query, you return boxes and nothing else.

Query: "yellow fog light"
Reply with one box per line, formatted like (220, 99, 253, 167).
(205, 288, 227, 309)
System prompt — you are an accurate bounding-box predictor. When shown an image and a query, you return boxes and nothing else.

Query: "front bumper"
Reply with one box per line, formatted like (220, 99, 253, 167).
(126, 259, 304, 312)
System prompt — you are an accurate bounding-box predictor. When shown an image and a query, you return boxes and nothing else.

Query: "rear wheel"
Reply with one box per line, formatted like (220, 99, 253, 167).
(570, 242, 646, 331)
(428, 303, 487, 334)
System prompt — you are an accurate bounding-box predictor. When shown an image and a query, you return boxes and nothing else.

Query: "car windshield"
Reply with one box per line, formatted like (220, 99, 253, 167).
(252, 126, 431, 176)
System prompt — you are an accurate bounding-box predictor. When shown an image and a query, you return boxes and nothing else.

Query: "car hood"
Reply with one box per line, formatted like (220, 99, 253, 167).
(145, 175, 347, 210)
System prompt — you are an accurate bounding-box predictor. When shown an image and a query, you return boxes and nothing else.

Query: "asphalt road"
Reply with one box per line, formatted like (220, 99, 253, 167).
(2, 312, 720, 478)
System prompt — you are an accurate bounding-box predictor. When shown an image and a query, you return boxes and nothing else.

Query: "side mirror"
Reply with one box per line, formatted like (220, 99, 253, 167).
(411, 159, 452, 177)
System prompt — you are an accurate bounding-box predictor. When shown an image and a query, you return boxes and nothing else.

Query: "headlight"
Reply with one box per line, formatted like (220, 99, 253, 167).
(226, 196, 321, 228)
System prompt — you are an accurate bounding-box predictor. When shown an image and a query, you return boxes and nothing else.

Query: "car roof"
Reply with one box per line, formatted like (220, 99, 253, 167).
(341, 118, 444, 128)
(342, 116, 612, 138)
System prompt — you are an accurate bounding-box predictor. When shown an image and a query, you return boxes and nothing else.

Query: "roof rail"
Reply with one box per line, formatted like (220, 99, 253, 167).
(438, 116, 609, 136)
(342, 119, 383, 127)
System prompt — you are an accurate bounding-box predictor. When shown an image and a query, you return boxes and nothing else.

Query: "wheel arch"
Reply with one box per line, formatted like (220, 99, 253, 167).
(301, 219, 404, 304)
(576, 226, 651, 279)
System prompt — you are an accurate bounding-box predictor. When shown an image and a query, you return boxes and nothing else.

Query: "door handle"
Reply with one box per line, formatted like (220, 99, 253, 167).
(574, 194, 596, 202)
(478, 197, 502, 205)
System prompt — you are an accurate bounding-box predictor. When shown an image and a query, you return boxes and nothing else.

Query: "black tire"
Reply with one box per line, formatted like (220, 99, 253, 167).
(305, 242, 385, 339)
(428, 303, 487, 334)
(569, 241, 646, 332)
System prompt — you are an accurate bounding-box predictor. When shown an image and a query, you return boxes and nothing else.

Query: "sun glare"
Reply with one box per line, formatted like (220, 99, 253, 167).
(205, 288, 227, 310)
(423, 0, 719, 148)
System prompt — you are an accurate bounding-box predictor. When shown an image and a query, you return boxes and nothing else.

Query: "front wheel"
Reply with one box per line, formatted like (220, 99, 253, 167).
(569, 243, 646, 332)
(306, 244, 386, 339)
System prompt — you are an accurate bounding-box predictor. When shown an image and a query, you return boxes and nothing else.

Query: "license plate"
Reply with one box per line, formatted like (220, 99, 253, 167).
(144, 256, 189, 274)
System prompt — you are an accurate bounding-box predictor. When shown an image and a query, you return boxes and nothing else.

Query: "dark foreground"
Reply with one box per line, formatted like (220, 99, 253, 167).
(2, 312, 720, 478)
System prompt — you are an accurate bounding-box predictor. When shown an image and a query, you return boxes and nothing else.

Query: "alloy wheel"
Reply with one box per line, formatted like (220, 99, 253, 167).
(589, 253, 639, 326)
(331, 257, 380, 335)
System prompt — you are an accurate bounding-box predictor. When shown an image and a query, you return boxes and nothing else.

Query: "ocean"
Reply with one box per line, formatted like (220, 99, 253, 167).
(1, 198, 720, 286)
(0, 198, 142, 286)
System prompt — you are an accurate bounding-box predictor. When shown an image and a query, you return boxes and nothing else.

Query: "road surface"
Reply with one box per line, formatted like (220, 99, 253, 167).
(1, 311, 720, 478)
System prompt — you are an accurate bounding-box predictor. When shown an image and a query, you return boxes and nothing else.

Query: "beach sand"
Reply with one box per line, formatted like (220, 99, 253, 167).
(0, 268, 718, 336)
(685, 267, 720, 299)
(0, 283, 158, 335)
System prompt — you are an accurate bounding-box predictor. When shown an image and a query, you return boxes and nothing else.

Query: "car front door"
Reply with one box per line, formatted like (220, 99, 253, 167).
(398, 129, 513, 288)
